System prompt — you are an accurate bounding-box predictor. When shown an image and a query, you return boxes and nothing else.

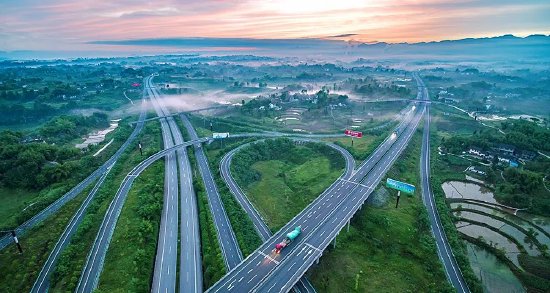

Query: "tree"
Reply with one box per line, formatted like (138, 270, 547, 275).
(492, 155, 499, 170)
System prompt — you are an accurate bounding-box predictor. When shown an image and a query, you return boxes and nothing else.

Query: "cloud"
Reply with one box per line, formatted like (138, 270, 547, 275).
(102, 7, 181, 18)
(1, 0, 549, 51)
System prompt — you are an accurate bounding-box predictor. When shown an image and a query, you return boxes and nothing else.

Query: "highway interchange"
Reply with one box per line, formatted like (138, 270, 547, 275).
(8, 73, 468, 293)
(219, 138, 355, 293)
(206, 76, 425, 292)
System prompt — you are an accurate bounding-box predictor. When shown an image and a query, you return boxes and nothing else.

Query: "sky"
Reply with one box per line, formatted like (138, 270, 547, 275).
(1, 0, 549, 52)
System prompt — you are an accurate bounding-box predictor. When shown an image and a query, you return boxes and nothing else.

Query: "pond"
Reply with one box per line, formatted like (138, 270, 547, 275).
(75, 120, 119, 149)
(454, 211, 541, 256)
(442, 181, 498, 204)
(448, 193, 550, 248)
(466, 242, 525, 293)
(457, 224, 521, 267)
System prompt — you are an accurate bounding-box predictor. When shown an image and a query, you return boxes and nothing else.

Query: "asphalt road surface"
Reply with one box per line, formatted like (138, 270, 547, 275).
(181, 114, 244, 269)
(0, 87, 148, 251)
(148, 77, 202, 293)
(419, 85, 470, 292)
(219, 138, 354, 293)
(74, 138, 207, 293)
(148, 77, 180, 293)
(30, 78, 147, 292)
(206, 74, 425, 293)
(75, 75, 200, 293)
(219, 139, 354, 241)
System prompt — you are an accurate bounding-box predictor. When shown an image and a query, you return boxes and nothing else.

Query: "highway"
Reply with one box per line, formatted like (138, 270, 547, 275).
(29, 79, 147, 292)
(0, 89, 148, 251)
(148, 76, 180, 293)
(181, 114, 243, 269)
(148, 77, 202, 293)
(25, 72, 450, 293)
(74, 75, 201, 293)
(206, 74, 426, 293)
(74, 76, 159, 293)
(253, 74, 428, 292)
(219, 138, 354, 293)
(31, 170, 112, 292)
(220, 139, 354, 240)
(419, 83, 470, 292)
(256, 105, 424, 292)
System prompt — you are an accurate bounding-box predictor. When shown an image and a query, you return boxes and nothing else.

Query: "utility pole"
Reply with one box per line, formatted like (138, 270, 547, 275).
(395, 191, 401, 208)
(138, 141, 143, 156)
(1, 230, 23, 253)
(11, 231, 22, 253)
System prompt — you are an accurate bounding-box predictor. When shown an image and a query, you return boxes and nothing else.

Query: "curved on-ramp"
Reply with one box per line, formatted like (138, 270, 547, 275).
(219, 137, 354, 293)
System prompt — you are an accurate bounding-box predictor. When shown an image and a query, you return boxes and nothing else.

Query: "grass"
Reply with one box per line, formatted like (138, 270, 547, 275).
(221, 138, 344, 254)
(182, 116, 255, 289)
(326, 136, 375, 162)
(246, 157, 342, 232)
(49, 121, 162, 292)
(203, 138, 264, 258)
(0, 183, 93, 293)
(0, 119, 157, 293)
(187, 147, 226, 289)
(0, 187, 41, 229)
(308, 128, 455, 292)
(215, 179, 263, 257)
(327, 128, 390, 162)
(0, 116, 136, 231)
(431, 103, 485, 136)
(428, 106, 492, 292)
(96, 160, 163, 292)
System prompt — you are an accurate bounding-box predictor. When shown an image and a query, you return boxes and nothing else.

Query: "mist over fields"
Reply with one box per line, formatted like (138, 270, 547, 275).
(2, 34, 549, 64)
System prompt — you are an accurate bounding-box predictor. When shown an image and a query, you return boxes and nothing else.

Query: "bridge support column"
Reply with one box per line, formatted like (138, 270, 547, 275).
(347, 220, 350, 232)
(316, 257, 320, 264)
(333, 237, 336, 248)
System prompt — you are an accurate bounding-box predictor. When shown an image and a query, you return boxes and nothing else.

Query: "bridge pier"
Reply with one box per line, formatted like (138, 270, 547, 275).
(333, 237, 336, 248)
(347, 220, 350, 232)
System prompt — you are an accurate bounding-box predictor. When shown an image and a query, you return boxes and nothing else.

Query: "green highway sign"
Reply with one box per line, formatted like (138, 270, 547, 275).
(386, 178, 416, 195)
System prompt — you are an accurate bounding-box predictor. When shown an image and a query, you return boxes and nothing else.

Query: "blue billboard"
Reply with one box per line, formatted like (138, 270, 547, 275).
(386, 178, 416, 195)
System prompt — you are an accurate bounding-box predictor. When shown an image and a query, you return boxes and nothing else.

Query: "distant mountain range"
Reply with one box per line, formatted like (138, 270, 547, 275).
(90, 34, 550, 61)
(2, 34, 549, 60)
(350, 34, 550, 60)
(356, 34, 549, 46)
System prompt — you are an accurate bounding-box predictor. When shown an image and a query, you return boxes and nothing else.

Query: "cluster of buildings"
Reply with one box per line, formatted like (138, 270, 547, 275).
(467, 143, 537, 167)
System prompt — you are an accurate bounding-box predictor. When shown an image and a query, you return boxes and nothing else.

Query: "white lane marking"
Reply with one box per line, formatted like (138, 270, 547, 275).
(247, 275, 257, 283)
(257, 251, 280, 265)
(305, 243, 323, 253)
(339, 178, 371, 189)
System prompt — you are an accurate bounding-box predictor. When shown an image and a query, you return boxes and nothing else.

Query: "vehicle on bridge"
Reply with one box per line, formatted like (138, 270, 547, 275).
(274, 226, 301, 254)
